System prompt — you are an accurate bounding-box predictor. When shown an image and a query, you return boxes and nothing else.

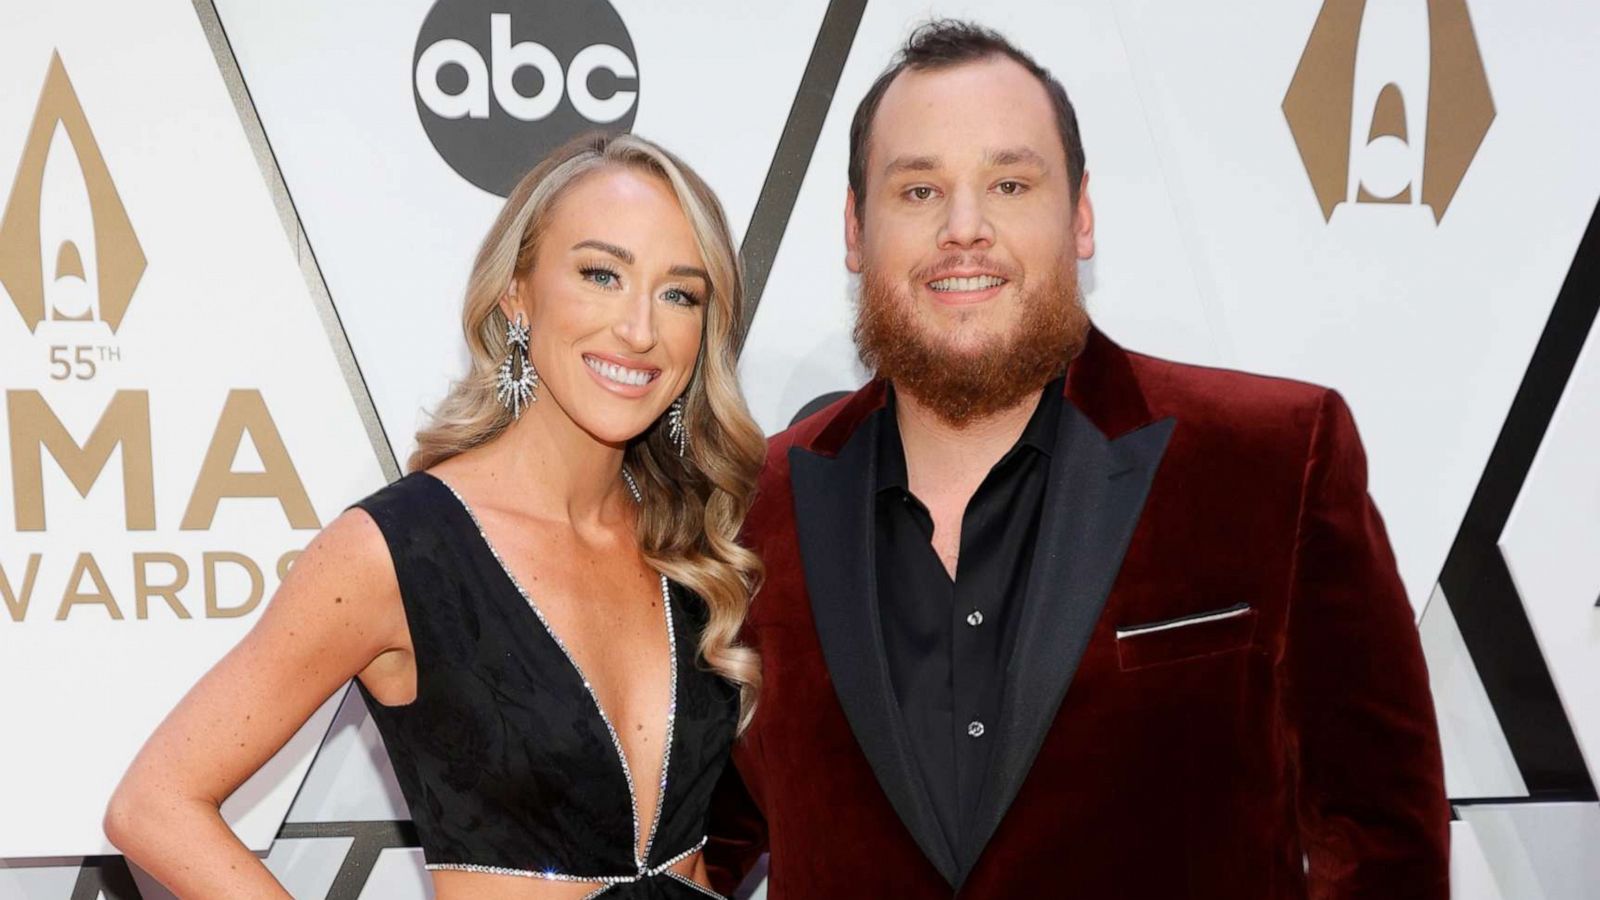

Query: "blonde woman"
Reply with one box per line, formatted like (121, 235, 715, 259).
(104, 132, 765, 900)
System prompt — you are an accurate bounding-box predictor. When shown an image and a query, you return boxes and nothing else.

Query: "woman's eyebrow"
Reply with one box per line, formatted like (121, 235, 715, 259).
(572, 239, 633, 264)
(574, 239, 705, 282)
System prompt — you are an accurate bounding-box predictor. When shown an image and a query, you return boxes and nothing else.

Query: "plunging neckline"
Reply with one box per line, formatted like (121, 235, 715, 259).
(422, 470, 679, 875)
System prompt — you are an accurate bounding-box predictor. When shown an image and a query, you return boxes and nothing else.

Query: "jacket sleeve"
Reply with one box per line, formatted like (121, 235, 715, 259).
(1286, 390, 1451, 899)
(704, 751, 769, 896)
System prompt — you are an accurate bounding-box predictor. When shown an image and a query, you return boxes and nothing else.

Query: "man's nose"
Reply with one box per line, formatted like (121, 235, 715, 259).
(938, 188, 995, 250)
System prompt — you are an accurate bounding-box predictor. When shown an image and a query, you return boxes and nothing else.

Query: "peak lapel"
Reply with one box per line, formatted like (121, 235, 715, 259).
(789, 412, 960, 885)
(959, 402, 1175, 877)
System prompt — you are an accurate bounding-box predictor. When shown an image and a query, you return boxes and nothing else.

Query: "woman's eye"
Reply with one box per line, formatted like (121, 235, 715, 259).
(582, 267, 619, 288)
(663, 287, 701, 307)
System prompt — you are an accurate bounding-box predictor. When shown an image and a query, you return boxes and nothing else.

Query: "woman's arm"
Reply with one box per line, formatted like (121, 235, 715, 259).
(103, 507, 408, 898)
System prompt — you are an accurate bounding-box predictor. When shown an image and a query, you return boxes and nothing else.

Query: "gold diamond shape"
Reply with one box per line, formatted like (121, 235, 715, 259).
(0, 51, 145, 333)
(1283, 0, 1495, 224)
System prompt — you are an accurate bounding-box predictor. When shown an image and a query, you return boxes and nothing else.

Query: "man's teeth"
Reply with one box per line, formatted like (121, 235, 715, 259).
(930, 275, 1005, 292)
(585, 356, 655, 387)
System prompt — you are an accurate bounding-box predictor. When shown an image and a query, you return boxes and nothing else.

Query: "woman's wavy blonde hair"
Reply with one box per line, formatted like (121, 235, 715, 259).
(408, 132, 764, 731)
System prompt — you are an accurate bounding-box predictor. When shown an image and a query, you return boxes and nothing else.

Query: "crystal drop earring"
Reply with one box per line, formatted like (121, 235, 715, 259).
(495, 311, 538, 419)
(665, 396, 688, 457)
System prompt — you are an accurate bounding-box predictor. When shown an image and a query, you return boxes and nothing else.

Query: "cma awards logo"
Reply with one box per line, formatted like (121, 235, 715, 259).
(1283, 0, 1495, 224)
(0, 53, 318, 625)
(413, 0, 640, 196)
(0, 51, 144, 334)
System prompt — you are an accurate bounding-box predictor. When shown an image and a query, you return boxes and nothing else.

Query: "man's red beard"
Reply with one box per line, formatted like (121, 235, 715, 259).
(853, 259, 1091, 428)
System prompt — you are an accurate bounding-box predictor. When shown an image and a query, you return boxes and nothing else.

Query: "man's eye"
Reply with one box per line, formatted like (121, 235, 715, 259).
(997, 180, 1025, 195)
(907, 186, 934, 201)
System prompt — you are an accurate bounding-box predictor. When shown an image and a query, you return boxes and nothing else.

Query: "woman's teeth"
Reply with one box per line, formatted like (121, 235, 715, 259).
(585, 356, 656, 387)
(930, 275, 1005, 292)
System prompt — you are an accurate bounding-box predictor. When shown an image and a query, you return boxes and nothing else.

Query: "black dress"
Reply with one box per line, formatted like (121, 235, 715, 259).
(351, 472, 737, 898)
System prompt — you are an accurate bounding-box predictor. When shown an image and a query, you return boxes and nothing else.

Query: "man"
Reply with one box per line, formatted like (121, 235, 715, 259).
(708, 20, 1449, 899)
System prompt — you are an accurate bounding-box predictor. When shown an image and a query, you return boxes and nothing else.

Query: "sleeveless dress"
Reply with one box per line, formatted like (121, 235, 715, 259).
(351, 471, 738, 899)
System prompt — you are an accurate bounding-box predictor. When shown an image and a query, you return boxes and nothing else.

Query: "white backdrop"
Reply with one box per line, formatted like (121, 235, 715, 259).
(0, 0, 384, 861)
(1, 0, 1597, 897)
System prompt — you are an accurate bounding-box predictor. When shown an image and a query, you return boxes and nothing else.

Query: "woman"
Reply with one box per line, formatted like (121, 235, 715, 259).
(104, 132, 765, 899)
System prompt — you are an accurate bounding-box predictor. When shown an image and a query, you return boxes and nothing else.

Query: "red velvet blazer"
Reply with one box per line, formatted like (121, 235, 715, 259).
(707, 330, 1449, 898)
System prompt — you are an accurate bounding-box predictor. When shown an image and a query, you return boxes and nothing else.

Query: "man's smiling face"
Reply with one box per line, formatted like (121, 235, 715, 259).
(848, 54, 1095, 424)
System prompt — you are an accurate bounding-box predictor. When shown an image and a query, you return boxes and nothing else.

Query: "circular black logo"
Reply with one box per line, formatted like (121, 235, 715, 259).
(413, 0, 639, 196)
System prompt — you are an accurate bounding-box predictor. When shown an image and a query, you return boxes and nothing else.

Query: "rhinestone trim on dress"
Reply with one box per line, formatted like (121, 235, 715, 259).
(426, 835, 711, 887)
(617, 468, 679, 873)
(664, 869, 731, 899)
(433, 470, 681, 879)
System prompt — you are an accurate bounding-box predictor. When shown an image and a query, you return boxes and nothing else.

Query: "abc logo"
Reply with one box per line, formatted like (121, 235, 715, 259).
(413, 0, 639, 196)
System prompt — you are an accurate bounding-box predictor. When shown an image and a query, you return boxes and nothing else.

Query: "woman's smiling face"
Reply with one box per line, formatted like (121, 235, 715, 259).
(506, 165, 708, 446)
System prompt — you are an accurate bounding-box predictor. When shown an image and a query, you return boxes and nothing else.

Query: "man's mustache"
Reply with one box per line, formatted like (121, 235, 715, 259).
(906, 253, 1021, 284)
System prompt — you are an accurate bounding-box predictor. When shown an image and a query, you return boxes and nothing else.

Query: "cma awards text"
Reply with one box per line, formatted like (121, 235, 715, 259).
(3, 387, 316, 623)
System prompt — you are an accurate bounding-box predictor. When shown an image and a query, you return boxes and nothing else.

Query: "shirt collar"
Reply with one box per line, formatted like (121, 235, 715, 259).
(875, 376, 1066, 495)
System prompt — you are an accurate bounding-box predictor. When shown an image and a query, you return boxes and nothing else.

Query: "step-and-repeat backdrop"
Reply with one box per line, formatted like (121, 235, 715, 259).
(2, 0, 1598, 897)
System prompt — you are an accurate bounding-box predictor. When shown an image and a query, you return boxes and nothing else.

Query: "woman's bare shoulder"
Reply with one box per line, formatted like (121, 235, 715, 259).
(265, 503, 402, 633)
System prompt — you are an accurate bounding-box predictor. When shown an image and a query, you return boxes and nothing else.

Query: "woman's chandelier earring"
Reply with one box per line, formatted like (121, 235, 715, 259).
(665, 396, 688, 457)
(496, 311, 538, 419)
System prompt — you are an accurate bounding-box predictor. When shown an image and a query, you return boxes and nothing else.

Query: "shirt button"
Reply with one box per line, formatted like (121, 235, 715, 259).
(967, 720, 985, 738)
(966, 609, 984, 627)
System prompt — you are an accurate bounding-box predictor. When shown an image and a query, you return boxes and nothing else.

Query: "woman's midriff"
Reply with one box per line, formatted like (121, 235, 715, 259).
(431, 850, 711, 899)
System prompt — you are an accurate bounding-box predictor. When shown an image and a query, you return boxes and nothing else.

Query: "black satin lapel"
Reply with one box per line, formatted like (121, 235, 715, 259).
(789, 417, 960, 884)
(960, 409, 1176, 877)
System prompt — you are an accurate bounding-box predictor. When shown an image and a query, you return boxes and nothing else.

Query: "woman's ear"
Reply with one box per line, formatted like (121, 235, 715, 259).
(498, 276, 523, 323)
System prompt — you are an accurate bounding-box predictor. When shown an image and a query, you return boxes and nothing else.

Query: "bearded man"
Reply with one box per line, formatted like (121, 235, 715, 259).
(707, 19, 1449, 899)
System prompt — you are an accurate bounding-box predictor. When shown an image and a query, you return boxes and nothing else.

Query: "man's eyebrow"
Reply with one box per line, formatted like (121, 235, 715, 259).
(572, 239, 634, 264)
(668, 264, 710, 283)
(882, 155, 940, 177)
(985, 147, 1050, 170)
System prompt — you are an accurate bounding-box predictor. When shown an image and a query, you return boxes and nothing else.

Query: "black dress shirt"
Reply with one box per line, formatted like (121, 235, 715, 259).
(874, 378, 1063, 854)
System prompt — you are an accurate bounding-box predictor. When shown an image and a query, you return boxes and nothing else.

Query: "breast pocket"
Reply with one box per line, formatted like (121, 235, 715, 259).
(1114, 602, 1258, 671)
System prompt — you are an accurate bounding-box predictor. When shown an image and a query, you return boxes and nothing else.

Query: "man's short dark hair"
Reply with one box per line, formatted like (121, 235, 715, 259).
(847, 20, 1087, 216)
